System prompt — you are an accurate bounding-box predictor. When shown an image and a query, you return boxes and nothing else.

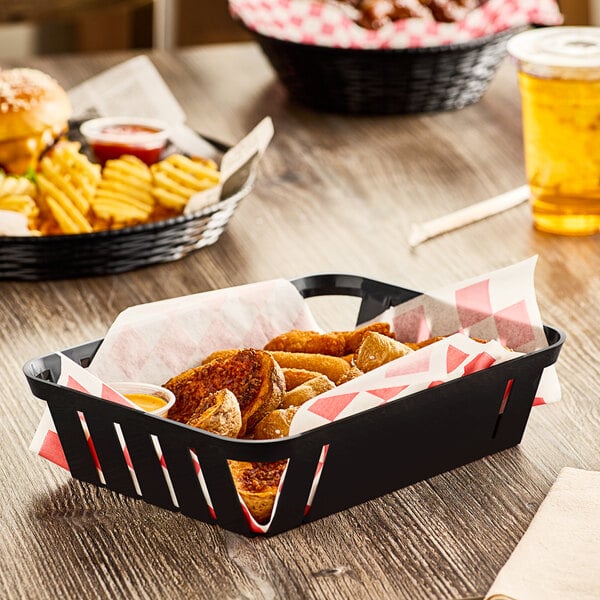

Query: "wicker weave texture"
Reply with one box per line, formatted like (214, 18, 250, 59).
(255, 29, 515, 114)
(0, 189, 249, 280)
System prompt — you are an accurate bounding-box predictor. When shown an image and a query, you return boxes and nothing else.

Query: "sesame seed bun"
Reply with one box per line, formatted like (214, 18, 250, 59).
(0, 68, 72, 174)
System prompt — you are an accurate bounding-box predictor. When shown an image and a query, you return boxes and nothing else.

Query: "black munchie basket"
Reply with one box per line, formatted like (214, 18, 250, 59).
(250, 27, 517, 114)
(23, 274, 565, 537)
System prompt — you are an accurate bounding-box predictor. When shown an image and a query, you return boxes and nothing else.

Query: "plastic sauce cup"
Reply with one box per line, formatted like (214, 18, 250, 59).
(508, 27, 600, 235)
(80, 117, 170, 166)
(110, 382, 175, 417)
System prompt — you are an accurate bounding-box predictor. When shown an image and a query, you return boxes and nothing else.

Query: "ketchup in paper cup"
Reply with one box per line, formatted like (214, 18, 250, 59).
(80, 117, 170, 165)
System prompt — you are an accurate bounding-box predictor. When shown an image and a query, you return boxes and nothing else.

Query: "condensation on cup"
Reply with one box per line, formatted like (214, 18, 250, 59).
(508, 27, 600, 236)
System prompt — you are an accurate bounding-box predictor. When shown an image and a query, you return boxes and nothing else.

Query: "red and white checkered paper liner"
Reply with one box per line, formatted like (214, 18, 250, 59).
(229, 0, 563, 49)
(291, 334, 523, 433)
(30, 257, 560, 533)
(28, 354, 209, 515)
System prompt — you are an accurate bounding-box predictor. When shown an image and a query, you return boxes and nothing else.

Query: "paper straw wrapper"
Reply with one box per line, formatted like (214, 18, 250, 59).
(30, 257, 560, 532)
(409, 185, 530, 248)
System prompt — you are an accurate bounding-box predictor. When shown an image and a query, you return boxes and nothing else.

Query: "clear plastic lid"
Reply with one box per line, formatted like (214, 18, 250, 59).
(507, 26, 600, 69)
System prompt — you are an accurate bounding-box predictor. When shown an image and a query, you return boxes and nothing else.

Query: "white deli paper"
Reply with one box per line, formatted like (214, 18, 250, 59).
(0, 210, 37, 236)
(67, 55, 275, 211)
(68, 55, 214, 159)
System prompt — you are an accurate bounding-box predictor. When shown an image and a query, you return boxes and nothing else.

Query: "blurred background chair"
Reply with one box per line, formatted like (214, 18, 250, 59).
(0, 0, 155, 55)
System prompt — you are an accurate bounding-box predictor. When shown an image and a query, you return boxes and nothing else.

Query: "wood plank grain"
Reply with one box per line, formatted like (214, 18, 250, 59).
(1, 43, 599, 600)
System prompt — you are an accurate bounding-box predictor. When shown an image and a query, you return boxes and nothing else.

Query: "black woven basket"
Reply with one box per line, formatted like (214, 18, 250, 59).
(251, 27, 517, 114)
(23, 274, 566, 537)
(0, 134, 257, 281)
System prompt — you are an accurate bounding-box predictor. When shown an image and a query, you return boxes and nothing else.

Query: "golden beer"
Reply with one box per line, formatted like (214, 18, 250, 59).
(508, 27, 600, 235)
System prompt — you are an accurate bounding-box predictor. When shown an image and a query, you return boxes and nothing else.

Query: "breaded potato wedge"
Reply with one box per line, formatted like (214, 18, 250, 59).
(264, 322, 394, 357)
(337, 365, 364, 385)
(282, 368, 324, 391)
(355, 331, 414, 372)
(165, 348, 284, 436)
(264, 330, 346, 356)
(340, 322, 395, 354)
(269, 351, 351, 385)
(202, 348, 239, 364)
(251, 406, 299, 439)
(281, 374, 335, 408)
(186, 388, 242, 438)
(228, 459, 287, 523)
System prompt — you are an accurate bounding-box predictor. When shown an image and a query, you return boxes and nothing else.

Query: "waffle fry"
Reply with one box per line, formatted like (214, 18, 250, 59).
(0, 172, 37, 198)
(92, 155, 155, 224)
(0, 194, 39, 219)
(0, 173, 39, 228)
(151, 153, 220, 210)
(0, 139, 222, 235)
(36, 142, 100, 234)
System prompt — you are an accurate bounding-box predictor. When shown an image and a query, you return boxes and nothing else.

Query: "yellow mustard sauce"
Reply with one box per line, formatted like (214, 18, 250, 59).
(124, 392, 167, 413)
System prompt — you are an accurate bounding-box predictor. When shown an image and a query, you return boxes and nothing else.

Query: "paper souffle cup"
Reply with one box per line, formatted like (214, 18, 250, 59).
(110, 381, 175, 417)
(79, 116, 170, 165)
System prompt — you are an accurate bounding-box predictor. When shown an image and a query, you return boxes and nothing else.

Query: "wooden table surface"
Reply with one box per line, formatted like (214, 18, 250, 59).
(1, 42, 599, 600)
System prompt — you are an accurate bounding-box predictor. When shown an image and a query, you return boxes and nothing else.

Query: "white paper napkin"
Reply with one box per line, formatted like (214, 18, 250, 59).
(485, 467, 600, 600)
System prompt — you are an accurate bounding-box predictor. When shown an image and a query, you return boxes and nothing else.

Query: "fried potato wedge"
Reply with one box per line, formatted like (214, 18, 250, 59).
(252, 406, 299, 440)
(202, 348, 238, 365)
(228, 459, 287, 523)
(186, 388, 242, 438)
(269, 351, 351, 385)
(355, 331, 414, 372)
(281, 368, 324, 391)
(264, 322, 394, 356)
(281, 374, 335, 408)
(264, 330, 345, 356)
(336, 365, 365, 385)
(164, 348, 284, 437)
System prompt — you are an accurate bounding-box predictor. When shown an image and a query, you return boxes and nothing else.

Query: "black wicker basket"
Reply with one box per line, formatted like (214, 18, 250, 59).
(251, 27, 517, 114)
(0, 134, 257, 281)
(23, 274, 565, 537)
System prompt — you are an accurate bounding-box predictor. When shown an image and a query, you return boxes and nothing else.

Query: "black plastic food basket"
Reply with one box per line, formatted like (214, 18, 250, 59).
(251, 27, 517, 114)
(0, 134, 256, 281)
(23, 274, 565, 537)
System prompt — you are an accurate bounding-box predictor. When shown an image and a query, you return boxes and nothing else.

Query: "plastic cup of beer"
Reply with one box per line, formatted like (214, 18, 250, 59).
(508, 27, 600, 235)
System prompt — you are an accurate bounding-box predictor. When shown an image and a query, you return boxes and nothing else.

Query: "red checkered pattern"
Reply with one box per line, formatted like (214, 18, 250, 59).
(30, 354, 224, 518)
(32, 355, 137, 477)
(386, 259, 547, 356)
(293, 333, 522, 433)
(229, 0, 562, 49)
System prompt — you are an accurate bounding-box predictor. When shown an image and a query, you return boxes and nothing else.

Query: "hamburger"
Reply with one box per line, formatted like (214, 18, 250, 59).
(0, 68, 72, 175)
